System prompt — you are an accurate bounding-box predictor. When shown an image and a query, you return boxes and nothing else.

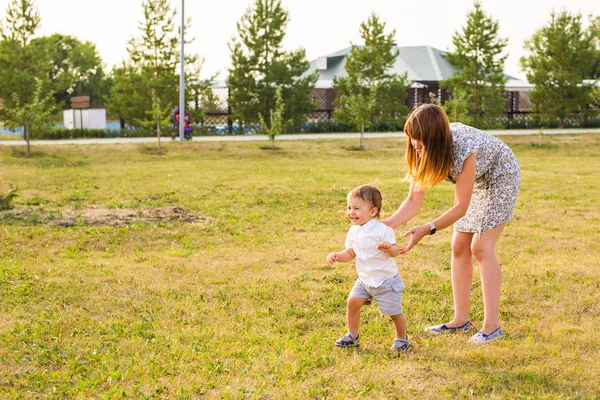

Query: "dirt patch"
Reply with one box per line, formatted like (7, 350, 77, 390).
(50, 206, 208, 227)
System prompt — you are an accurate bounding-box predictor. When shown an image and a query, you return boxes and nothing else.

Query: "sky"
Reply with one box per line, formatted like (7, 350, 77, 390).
(1, 0, 599, 81)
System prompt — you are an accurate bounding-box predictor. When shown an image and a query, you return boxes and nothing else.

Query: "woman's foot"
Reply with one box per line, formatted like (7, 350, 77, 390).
(424, 320, 470, 334)
(468, 327, 503, 343)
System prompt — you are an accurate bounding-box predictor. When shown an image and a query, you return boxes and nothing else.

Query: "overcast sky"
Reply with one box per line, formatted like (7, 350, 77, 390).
(1, 0, 599, 80)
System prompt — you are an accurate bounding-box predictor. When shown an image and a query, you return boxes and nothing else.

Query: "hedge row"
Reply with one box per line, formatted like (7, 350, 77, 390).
(17, 115, 600, 140)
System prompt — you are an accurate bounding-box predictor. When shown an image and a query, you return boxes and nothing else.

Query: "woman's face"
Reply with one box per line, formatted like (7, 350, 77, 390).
(411, 139, 424, 157)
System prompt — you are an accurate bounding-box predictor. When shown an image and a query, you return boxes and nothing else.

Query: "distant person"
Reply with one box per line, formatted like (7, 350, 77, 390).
(326, 185, 409, 351)
(384, 103, 520, 344)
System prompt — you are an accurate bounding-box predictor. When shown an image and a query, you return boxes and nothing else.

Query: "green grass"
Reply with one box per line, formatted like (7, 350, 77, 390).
(0, 133, 21, 141)
(0, 135, 599, 398)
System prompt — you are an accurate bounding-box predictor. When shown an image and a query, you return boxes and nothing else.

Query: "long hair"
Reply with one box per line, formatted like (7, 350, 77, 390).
(403, 104, 453, 190)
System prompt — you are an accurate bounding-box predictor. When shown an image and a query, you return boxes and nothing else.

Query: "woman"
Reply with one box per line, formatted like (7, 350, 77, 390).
(384, 103, 520, 344)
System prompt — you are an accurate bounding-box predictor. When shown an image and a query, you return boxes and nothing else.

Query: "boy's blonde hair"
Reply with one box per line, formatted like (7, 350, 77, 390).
(347, 185, 382, 218)
(403, 103, 454, 190)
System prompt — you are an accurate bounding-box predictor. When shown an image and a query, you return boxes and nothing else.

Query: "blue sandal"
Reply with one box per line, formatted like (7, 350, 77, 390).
(335, 332, 360, 347)
(468, 327, 504, 343)
(424, 321, 471, 334)
(391, 337, 410, 351)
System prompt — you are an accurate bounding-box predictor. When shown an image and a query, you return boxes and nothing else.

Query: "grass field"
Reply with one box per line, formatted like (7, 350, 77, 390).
(0, 134, 599, 398)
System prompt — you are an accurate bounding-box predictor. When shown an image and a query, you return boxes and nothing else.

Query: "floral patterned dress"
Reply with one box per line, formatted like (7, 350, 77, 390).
(448, 123, 520, 233)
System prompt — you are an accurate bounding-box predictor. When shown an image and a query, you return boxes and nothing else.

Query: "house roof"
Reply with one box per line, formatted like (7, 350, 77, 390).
(308, 45, 532, 91)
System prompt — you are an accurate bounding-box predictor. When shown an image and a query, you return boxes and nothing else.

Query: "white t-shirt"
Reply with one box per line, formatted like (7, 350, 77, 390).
(344, 218, 398, 287)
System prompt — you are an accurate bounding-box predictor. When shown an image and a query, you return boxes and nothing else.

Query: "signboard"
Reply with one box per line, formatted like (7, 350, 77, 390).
(70, 96, 90, 109)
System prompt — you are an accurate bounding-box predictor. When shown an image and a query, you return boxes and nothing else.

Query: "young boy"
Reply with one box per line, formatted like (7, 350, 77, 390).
(326, 184, 409, 351)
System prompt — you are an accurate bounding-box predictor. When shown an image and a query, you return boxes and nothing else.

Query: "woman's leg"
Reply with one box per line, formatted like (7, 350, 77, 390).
(470, 223, 506, 334)
(447, 231, 475, 327)
(347, 297, 368, 336)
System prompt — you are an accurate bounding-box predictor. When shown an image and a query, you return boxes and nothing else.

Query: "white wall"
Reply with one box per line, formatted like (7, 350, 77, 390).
(63, 109, 107, 130)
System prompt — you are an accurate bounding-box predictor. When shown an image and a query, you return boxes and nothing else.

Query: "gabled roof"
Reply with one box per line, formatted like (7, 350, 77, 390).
(308, 45, 532, 91)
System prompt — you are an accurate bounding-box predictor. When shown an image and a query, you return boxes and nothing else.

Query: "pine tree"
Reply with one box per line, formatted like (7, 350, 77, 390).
(108, 0, 211, 151)
(129, 0, 181, 151)
(228, 0, 317, 133)
(587, 15, 600, 110)
(0, 0, 54, 157)
(333, 12, 409, 149)
(442, 1, 508, 128)
(520, 10, 596, 128)
(589, 15, 600, 79)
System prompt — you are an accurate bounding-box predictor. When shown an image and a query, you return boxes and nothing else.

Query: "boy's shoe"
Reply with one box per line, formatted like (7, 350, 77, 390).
(391, 337, 410, 351)
(424, 321, 470, 334)
(335, 332, 359, 348)
(468, 327, 503, 344)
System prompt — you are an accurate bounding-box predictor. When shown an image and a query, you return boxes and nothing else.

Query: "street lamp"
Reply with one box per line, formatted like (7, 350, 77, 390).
(179, 0, 185, 141)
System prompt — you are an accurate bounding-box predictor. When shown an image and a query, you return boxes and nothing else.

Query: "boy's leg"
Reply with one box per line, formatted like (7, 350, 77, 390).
(390, 313, 407, 338)
(347, 296, 368, 336)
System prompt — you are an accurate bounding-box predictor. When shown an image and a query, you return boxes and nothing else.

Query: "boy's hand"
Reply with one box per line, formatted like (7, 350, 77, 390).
(326, 252, 339, 266)
(377, 241, 400, 257)
(377, 241, 393, 251)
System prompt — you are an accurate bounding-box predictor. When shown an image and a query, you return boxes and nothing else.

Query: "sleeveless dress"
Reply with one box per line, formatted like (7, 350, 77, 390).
(448, 123, 520, 233)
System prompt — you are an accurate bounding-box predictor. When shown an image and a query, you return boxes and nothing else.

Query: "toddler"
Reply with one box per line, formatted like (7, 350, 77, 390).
(326, 184, 408, 351)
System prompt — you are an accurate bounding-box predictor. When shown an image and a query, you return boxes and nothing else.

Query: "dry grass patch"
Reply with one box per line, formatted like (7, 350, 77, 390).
(50, 206, 207, 227)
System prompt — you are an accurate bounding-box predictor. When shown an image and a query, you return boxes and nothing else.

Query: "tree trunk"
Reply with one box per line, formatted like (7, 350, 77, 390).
(25, 119, 31, 158)
(156, 117, 162, 153)
(270, 109, 274, 150)
(360, 122, 365, 150)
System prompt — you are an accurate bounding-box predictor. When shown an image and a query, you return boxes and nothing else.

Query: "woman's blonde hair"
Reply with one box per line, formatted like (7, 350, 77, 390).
(403, 103, 454, 190)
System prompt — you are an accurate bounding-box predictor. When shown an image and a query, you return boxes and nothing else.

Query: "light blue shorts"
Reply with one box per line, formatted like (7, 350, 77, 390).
(348, 274, 405, 316)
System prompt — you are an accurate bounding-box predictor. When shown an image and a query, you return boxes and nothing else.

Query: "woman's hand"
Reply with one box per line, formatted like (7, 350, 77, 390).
(398, 225, 430, 254)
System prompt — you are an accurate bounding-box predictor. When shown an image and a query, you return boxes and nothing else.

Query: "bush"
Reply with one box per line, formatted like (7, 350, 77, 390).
(38, 127, 154, 140)
(484, 113, 600, 130)
(0, 186, 18, 211)
(298, 120, 355, 133)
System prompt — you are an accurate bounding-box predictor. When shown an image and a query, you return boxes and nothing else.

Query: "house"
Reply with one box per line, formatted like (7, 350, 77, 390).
(305, 45, 534, 119)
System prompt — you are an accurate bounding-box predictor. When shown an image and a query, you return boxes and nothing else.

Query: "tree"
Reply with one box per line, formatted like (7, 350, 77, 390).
(108, 0, 211, 151)
(442, 1, 508, 128)
(520, 10, 596, 128)
(31, 34, 108, 108)
(228, 0, 317, 132)
(258, 86, 286, 149)
(106, 63, 148, 130)
(333, 12, 409, 149)
(589, 15, 600, 79)
(0, 0, 54, 157)
(2, 78, 54, 156)
(129, 0, 180, 151)
(589, 15, 600, 110)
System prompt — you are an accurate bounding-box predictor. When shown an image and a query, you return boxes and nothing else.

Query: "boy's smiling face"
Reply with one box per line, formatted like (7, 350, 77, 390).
(347, 196, 378, 226)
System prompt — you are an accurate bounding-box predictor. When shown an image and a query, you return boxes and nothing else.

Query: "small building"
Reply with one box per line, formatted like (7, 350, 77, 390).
(306, 45, 533, 119)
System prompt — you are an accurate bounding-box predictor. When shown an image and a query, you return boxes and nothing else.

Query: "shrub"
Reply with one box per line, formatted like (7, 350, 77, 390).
(0, 186, 19, 210)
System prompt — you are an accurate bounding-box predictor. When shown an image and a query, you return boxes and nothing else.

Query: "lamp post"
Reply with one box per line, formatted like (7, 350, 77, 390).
(178, 0, 185, 141)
